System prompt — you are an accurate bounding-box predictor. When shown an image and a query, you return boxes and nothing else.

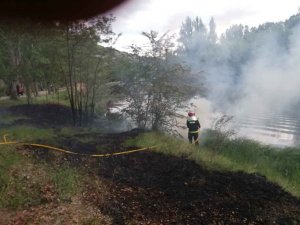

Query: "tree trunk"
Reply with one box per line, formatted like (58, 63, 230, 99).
(33, 81, 39, 97)
(66, 24, 77, 126)
(24, 81, 32, 104)
(9, 81, 18, 100)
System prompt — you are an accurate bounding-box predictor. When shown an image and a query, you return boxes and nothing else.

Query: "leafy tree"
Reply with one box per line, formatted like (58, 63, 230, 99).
(0, 21, 47, 101)
(116, 31, 192, 133)
(208, 17, 217, 44)
(0, 16, 118, 126)
(178, 16, 217, 70)
(55, 15, 117, 126)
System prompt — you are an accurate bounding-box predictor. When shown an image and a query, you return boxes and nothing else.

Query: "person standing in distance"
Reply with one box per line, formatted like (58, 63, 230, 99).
(187, 112, 201, 145)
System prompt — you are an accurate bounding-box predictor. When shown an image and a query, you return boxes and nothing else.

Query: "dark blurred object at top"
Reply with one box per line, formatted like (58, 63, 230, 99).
(0, 0, 127, 22)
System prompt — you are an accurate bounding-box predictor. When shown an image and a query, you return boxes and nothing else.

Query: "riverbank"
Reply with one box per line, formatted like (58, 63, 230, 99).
(0, 102, 300, 224)
(132, 131, 300, 197)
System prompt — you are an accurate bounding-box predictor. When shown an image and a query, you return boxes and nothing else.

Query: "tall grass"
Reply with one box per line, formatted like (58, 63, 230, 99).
(220, 139, 300, 196)
(131, 132, 300, 197)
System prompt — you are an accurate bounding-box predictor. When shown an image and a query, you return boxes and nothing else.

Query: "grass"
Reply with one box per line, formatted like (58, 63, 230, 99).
(58, 127, 82, 137)
(0, 145, 81, 209)
(32, 90, 70, 106)
(0, 114, 28, 125)
(58, 126, 97, 138)
(1, 96, 299, 206)
(0, 98, 28, 107)
(0, 90, 70, 107)
(0, 105, 80, 207)
(0, 146, 41, 208)
(0, 107, 81, 209)
(0, 125, 55, 142)
(51, 166, 80, 200)
(0, 116, 80, 209)
(129, 132, 300, 197)
(220, 139, 300, 196)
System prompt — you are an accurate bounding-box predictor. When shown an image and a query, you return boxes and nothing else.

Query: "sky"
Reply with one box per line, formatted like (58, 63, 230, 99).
(108, 0, 300, 52)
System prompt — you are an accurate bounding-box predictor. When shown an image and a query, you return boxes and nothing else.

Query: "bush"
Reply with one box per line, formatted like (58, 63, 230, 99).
(201, 115, 235, 152)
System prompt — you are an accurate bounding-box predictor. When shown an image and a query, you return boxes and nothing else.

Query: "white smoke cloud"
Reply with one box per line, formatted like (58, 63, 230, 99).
(232, 24, 300, 119)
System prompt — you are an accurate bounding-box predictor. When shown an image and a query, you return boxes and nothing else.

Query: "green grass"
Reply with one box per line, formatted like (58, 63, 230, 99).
(0, 114, 28, 125)
(0, 146, 41, 209)
(50, 166, 80, 200)
(220, 139, 300, 196)
(58, 127, 81, 137)
(0, 122, 81, 209)
(0, 126, 55, 142)
(0, 98, 27, 107)
(0, 145, 81, 209)
(0, 90, 70, 107)
(129, 132, 300, 197)
(32, 90, 70, 106)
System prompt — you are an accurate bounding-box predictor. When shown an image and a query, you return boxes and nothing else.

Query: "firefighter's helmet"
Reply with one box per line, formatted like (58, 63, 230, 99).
(188, 111, 195, 117)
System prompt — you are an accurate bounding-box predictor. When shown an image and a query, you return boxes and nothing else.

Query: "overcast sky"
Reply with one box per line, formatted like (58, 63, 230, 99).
(108, 0, 300, 52)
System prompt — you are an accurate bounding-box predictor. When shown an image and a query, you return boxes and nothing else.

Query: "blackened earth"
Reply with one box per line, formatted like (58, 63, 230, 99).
(6, 104, 300, 224)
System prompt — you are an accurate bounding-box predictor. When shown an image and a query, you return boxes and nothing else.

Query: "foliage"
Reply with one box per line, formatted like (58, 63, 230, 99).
(202, 115, 235, 152)
(0, 17, 118, 126)
(115, 31, 193, 133)
(52, 16, 118, 126)
(177, 13, 300, 107)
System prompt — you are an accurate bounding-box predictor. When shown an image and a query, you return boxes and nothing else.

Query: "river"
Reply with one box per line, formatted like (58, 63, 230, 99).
(236, 112, 300, 147)
(108, 97, 300, 147)
(182, 97, 300, 147)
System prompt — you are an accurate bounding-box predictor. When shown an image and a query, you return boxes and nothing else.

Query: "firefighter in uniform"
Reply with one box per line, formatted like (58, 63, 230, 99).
(187, 112, 201, 145)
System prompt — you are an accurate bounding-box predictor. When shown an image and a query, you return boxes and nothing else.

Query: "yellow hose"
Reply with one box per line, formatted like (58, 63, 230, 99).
(1, 135, 154, 157)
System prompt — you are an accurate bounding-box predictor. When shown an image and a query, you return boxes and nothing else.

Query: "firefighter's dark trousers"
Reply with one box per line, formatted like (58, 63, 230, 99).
(188, 132, 199, 145)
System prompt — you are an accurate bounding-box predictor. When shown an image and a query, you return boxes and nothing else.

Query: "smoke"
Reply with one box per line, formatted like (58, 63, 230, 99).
(202, 63, 236, 112)
(179, 18, 300, 146)
(232, 24, 300, 119)
(186, 22, 300, 123)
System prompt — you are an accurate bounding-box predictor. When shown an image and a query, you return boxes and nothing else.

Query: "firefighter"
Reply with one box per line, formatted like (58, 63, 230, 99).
(187, 111, 201, 145)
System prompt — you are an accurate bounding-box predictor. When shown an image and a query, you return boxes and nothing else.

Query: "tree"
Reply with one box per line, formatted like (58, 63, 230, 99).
(0, 17, 118, 126)
(178, 16, 213, 68)
(0, 20, 48, 102)
(116, 31, 192, 134)
(208, 17, 217, 44)
(57, 15, 117, 126)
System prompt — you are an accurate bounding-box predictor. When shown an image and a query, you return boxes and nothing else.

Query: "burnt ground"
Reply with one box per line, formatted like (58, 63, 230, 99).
(2, 104, 300, 224)
(7, 104, 73, 127)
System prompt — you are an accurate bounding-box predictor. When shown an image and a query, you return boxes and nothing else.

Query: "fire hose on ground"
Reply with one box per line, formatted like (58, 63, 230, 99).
(0, 134, 155, 157)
